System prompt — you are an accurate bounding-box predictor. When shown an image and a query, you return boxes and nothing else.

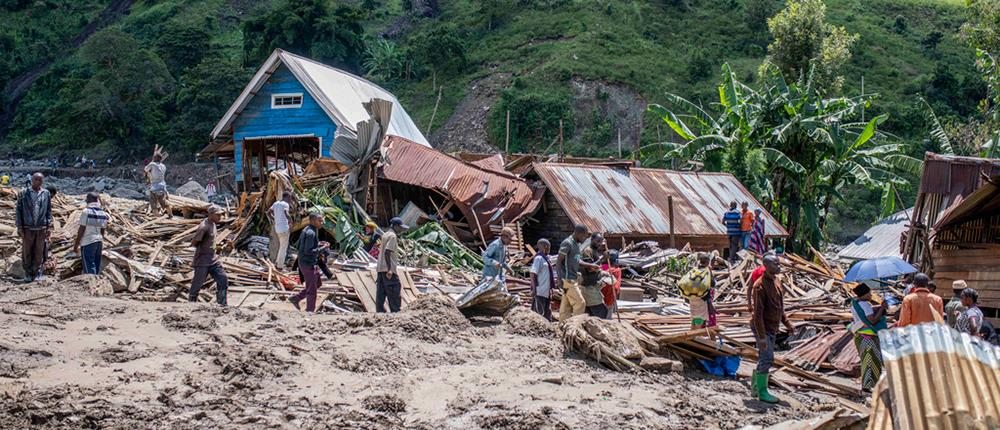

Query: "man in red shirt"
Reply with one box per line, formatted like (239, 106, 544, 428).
(740, 202, 755, 250)
(750, 254, 794, 403)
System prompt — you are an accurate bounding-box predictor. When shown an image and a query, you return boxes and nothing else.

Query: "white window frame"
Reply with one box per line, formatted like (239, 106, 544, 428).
(271, 93, 303, 109)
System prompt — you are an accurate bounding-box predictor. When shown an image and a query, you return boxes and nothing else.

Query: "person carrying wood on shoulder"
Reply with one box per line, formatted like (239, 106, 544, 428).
(749, 254, 794, 403)
(188, 205, 229, 306)
(144, 153, 170, 216)
(289, 211, 328, 312)
(375, 217, 408, 313)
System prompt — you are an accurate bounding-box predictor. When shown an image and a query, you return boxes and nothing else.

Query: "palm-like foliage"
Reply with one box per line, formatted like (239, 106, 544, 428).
(644, 62, 920, 250)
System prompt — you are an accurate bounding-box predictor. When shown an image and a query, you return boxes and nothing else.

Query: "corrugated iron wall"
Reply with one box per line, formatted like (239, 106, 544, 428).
(873, 323, 1000, 429)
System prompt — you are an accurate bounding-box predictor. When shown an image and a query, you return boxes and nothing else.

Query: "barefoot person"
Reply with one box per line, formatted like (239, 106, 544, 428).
(849, 284, 887, 394)
(750, 254, 794, 403)
(15, 173, 52, 282)
(188, 205, 228, 306)
(529, 238, 555, 321)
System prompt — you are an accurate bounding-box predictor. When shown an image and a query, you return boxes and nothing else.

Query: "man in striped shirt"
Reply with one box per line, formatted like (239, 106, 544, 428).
(721, 201, 742, 264)
(73, 192, 108, 275)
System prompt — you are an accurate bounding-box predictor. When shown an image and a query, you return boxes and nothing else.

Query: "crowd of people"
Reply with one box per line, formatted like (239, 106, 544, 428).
(8, 160, 998, 406)
(722, 201, 767, 263)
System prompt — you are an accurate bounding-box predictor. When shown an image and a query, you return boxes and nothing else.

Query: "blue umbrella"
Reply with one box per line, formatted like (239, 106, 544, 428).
(843, 256, 918, 283)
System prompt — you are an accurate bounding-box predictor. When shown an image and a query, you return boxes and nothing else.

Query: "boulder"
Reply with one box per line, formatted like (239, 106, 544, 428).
(111, 187, 145, 200)
(639, 356, 683, 373)
(175, 180, 207, 202)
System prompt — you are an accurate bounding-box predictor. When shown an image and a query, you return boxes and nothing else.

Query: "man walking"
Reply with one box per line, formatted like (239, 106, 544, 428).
(529, 238, 555, 321)
(267, 192, 292, 270)
(557, 224, 597, 322)
(482, 227, 514, 280)
(376, 217, 407, 313)
(750, 254, 794, 403)
(897, 273, 943, 327)
(289, 212, 328, 312)
(189, 205, 228, 306)
(722, 201, 742, 263)
(73, 192, 108, 275)
(15, 173, 52, 282)
(144, 153, 170, 216)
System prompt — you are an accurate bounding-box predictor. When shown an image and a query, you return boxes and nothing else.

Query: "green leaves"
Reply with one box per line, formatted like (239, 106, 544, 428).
(648, 103, 697, 140)
(761, 148, 805, 174)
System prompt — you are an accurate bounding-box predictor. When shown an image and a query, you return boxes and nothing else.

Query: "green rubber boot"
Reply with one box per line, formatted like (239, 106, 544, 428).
(756, 372, 778, 404)
(750, 371, 760, 399)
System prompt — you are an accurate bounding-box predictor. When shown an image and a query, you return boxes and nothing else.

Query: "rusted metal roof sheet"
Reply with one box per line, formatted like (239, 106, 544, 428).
(919, 152, 1000, 200)
(469, 153, 507, 174)
(935, 175, 1000, 230)
(533, 163, 788, 237)
(875, 323, 1000, 429)
(380, 136, 543, 231)
(837, 208, 912, 262)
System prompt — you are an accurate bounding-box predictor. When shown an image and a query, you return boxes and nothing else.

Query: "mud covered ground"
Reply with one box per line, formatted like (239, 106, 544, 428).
(0, 279, 842, 429)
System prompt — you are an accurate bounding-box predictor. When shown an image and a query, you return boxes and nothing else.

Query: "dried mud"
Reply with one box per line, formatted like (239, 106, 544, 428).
(0, 279, 838, 429)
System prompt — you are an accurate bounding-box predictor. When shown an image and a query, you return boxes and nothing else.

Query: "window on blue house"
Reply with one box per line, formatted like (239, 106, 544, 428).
(271, 93, 303, 109)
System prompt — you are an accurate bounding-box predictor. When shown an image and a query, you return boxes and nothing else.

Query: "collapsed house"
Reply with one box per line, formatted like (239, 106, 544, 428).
(199, 48, 429, 190)
(372, 136, 543, 248)
(901, 152, 1000, 323)
(929, 175, 1000, 323)
(524, 163, 788, 252)
(902, 152, 1000, 266)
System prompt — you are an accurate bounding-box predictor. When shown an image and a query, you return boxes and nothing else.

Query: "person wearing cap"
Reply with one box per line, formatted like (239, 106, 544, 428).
(376, 217, 407, 313)
(189, 205, 228, 306)
(482, 227, 514, 280)
(945, 280, 968, 329)
(267, 191, 293, 270)
(361, 221, 381, 257)
(289, 212, 328, 312)
(849, 284, 887, 393)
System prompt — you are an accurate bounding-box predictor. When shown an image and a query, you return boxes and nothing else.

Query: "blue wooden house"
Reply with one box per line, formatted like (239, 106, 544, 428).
(201, 49, 429, 189)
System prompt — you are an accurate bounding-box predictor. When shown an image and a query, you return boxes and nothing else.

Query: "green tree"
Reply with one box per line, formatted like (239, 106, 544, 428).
(170, 56, 252, 154)
(46, 29, 173, 155)
(490, 87, 574, 153)
(155, 26, 211, 75)
(409, 23, 467, 84)
(646, 63, 919, 250)
(243, 0, 365, 72)
(961, 0, 1000, 157)
(363, 37, 406, 83)
(763, 0, 858, 94)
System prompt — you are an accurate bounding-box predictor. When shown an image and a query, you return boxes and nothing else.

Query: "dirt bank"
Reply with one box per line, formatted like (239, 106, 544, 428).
(0, 280, 839, 429)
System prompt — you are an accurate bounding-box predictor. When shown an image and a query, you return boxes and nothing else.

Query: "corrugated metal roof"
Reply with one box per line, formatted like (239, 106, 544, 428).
(837, 208, 912, 261)
(532, 163, 788, 237)
(935, 175, 1000, 230)
(919, 152, 1000, 210)
(210, 49, 429, 146)
(875, 323, 1000, 429)
(380, 136, 543, 235)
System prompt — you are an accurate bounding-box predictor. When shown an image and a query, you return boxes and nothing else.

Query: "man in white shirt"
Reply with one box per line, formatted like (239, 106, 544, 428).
(72, 192, 108, 275)
(376, 217, 407, 313)
(143, 154, 170, 216)
(267, 191, 292, 270)
(529, 238, 554, 321)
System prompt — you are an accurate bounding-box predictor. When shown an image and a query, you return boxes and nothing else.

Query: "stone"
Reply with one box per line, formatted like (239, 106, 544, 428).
(111, 187, 145, 200)
(175, 180, 207, 202)
(639, 356, 683, 373)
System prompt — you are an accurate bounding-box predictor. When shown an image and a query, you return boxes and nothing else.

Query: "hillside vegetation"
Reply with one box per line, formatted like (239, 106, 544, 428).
(0, 0, 985, 242)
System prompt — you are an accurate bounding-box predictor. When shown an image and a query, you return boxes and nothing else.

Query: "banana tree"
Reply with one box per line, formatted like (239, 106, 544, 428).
(646, 62, 918, 251)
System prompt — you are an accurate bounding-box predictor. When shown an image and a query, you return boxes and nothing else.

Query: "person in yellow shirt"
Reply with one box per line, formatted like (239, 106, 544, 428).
(0, 174, 9, 187)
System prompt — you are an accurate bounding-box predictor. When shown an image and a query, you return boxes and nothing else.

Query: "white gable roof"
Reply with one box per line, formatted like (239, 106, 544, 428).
(211, 49, 430, 147)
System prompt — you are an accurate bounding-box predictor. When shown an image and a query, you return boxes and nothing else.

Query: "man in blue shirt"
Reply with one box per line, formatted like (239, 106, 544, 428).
(722, 201, 742, 264)
(482, 227, 514, 280)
